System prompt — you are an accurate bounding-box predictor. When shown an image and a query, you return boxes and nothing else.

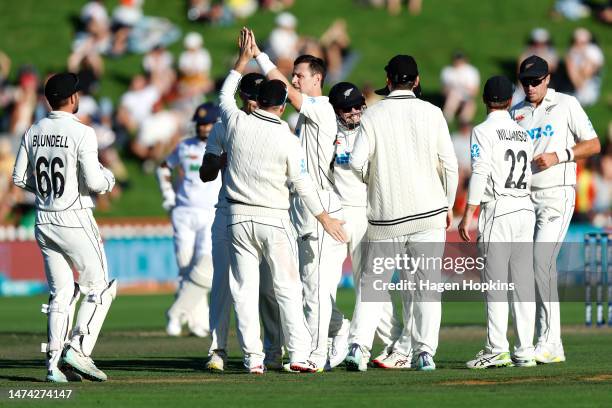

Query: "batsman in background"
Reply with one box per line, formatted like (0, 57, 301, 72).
(327, 82, 403, 369)
(511, 56, 600, 363)
(12, 73, 117, 382)
(459, 75, 537, 369)
(249, 29, 348, 372)
(156, 102, 222, 337)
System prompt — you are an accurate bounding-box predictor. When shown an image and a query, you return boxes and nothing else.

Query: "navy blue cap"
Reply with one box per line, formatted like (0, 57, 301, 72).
(329, 82, 365, 110)
(483, 75, 513, 103)
(257, 80, 288, 108)
(192, 102, 220, 125)
(44, 72, 81, 103)
(239, 73, 266, 101)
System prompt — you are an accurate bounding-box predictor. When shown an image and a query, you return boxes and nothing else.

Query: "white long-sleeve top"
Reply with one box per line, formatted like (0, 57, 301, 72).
(350, 90, 458, 240)
(467, 110, 533, 205)
(510, 88, 598, 189)
(333, 123, 367, 207)
(12, 110, 114, 212)
(218, 70, 324, 219)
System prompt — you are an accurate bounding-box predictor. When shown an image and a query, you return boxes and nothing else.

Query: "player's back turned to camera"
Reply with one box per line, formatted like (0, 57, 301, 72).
(12, 72, 116, 383)
(459, 75, 536, 369)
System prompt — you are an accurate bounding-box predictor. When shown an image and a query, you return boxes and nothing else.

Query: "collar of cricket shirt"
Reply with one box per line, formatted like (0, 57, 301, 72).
(252, 109, 282, 125)
(385, 89, 416, 100)
(48, 110, 80, 121)
(487, 110, 511, 120)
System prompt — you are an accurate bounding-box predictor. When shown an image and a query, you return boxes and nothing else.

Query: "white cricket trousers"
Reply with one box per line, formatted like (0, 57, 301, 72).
(330, 206, 402, 351)
(167, 206, 215, 331)
(295, 190, 347, 365)
(478, 197, 536, 359)
(208, 210, 282, 358)
(349, 228, 445, 357)
(228, 214, 311, 364)
(532, 186, 575, 349)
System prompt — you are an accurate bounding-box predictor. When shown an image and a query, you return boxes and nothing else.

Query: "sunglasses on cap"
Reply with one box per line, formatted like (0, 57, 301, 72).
(339, 104, 363, 113)
(520, 76, 546, 88)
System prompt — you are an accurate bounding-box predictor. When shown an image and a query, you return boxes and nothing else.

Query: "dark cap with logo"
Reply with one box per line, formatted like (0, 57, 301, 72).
(192, 102, 220, 125)
(375, 55, 419, 95)
(329, 82, 365, 110)
(518, 55, 549, 80)
(483, 75, 513, 103)
(239, 73, 266, 101)
(44, 73, 81, 103)
(257, 79, 288, 108)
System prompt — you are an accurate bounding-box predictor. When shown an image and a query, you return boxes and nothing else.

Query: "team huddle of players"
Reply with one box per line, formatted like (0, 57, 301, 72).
(13, 27, 600, 381)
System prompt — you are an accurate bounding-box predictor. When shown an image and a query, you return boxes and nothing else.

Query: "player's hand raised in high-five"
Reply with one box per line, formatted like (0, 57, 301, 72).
(248, 29, 262, 58)
(234, 27, 254, 73)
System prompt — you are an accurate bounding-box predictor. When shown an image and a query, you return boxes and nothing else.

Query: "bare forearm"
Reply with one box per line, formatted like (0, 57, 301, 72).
(573, 138, 601, 161)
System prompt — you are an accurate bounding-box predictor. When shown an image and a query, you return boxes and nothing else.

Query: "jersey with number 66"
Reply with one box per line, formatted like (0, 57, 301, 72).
(12, 111, 114, 211)
(469, 110, 533, 204)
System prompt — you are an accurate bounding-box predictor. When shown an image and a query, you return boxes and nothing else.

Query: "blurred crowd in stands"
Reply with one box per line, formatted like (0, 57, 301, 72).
(0, 0, 609, 228)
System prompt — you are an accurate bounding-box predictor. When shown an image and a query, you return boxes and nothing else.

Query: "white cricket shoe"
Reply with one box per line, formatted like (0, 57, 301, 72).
(466, 350, 513, 369)
(244, 355, 265, 374)
(189, 325, 210, 338)
(535, 343, 566, 364)
(206, 350, 227, 372)
(414, 351, 436, 371)
(282, 363, 300, 373)
(377, 351, 412, 369)
(512, 355, 537, 367)
(371, 349, 391, 367)
(345, 343, 368, 372)
(166, 318, 182, 337)
(46, 367, 68, 383)
(289, 360, 324, 373)
(328, 332, 349, 369)
(63, 347, 107, 381)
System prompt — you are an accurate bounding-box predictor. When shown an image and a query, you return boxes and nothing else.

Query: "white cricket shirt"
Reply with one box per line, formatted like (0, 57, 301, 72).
(332, 123, 367, 207)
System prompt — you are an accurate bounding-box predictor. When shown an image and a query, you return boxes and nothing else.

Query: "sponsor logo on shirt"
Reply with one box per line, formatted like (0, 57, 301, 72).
(470, 144, 480, 159)
(335, 152, 350, 164)
(544, 104, 557, 114)
(300, 158, 307, 174)
(527, 124, 554, 139)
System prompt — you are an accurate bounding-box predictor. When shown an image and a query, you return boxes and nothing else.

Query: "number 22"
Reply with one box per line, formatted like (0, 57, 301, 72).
(504, 149, 527, 189)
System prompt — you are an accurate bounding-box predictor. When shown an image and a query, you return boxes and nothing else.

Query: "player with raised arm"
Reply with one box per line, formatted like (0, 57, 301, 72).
(249, 29, 348, 372)
(459, 75, 537, 369)
(12, 73, 116, 382)
(156, 102, 222, 338)
(511, 56, 601, 364)
(200, 73, 285, 372)
(217, 29, 346, 374)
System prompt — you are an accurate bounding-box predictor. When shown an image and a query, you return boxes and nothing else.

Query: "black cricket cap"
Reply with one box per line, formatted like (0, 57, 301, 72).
(518, 55, 549, 80)
(375, 55, 419, 95)
(483, 75, 513, 103)
(257, 80, 288, 108)
(239, 73, 266, 101)
(192, 102, 220, 125)
(329, 82, 365, 110)
(44, 73, 81, 103)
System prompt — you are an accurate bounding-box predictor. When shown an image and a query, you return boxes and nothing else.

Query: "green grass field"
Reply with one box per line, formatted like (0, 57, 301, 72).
(1, 0, 609, 218)
(1, 290, 611, 407)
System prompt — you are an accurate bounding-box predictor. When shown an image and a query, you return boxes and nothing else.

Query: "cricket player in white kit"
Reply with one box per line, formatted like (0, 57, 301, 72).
(201, 73, 284, 372)
(156, 102, 222, 338)
(12, 73, 116, 382)
(459, 75, 537, 369)
(511, 56, 600, 363)
(217, 30, 347, 374)
(327, 82, 403, 369)
(345, 55, 458, 372)
(250, 30, 348, 370)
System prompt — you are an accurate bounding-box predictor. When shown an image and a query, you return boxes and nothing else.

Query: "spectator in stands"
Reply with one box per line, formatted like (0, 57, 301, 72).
(366, 0, 422, 15)
(440, 51, 480, 124)
(132, 108, 181, 171)
(77, 0, 112, 55)
(260, 0, 294, 11)
(0, 50, 11, 85)
(451, 121, 472, 213)
(320, 19, 353, 83)
(9, 68, 39, 136)
(143, 44, 176, 96)
(117, 73, 161, 134)
(110, 0, 144, 56)
(266, 12, 299, 76)
(0, 137, 16, 221)
(565, 27, 604, 106)
(518, 28, 559, 74)
(178, 32, 213, 97)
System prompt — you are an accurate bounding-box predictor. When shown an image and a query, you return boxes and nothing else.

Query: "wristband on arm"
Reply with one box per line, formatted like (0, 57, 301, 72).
(555, 148, 574, 163)
(255, 53, 276, 75)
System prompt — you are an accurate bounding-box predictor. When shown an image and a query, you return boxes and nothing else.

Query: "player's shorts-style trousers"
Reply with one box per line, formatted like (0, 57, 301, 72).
(228, 214, 311, 364)
(531, 186, 575, 349)
(331, 206, 402, 352)
(478, 196, 536, 359)
(208, 210, 282, 358)
(349, 228, 445, 357)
